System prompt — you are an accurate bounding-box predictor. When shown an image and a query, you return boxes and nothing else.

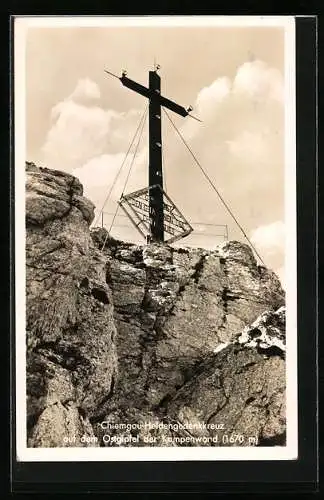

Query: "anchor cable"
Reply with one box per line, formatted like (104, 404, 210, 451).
(93, 104, 148, 228)
(103, 106, 148, 248)
(121, 106, 148, 198)
(162, 108, 266, 266)
(101, 105, 148, 251)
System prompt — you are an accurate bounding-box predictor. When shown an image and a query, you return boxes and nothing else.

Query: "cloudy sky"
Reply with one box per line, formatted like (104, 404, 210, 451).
(23, 19, 289, 286)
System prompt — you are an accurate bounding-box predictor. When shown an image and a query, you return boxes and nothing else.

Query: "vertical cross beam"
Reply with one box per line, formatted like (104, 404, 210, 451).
(148, 71, 164, 242)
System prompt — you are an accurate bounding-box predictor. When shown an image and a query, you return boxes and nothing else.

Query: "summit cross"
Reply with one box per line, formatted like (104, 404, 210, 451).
(105, 66, 199, 242)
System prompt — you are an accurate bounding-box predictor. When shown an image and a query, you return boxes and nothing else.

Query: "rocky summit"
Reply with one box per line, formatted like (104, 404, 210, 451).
(25, 162, 286, 448)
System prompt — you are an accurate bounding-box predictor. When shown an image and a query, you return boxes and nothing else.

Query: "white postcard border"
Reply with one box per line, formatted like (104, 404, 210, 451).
(14, 15, 297, 462)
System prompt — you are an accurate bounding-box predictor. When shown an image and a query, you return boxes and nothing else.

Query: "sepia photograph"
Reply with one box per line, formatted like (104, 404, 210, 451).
(14, 15, 297, 461)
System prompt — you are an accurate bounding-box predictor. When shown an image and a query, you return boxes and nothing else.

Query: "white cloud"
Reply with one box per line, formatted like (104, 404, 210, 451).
(73, 153, 126, 190)
(180, 59, 283, 148)
(250, 220, 285, 256)
(233, 60, 284, 103)
(196, 76, 231, 116)
(73, 148, 148, 230)
(73, 147, 148, 199)
(68, 78, 101, 102)
(180, 76, 231, 139)
(43, 100, 116, 171)
(227, 130, 268, 165)
(192, 60, 283, 120)
(168, 59, 284, 231)
(41, 78, 142, 172)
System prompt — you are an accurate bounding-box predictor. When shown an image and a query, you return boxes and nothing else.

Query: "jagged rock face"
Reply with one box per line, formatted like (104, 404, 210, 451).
(26, 163, 286, 448)
(167, 310, 286, 447)
(91, 229, 284, 414)
(166, 348, 285, 447)
(93, 308, 286, 448)
(26, 163, 117, 447)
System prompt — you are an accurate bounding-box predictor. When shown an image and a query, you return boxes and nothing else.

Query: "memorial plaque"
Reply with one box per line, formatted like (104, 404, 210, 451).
(118, 184, 193, 243)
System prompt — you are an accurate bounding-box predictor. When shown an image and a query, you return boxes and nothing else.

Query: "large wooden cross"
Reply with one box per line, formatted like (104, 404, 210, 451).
(105, 66, 197, 242)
